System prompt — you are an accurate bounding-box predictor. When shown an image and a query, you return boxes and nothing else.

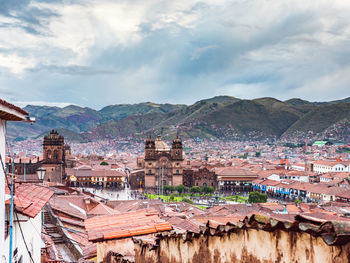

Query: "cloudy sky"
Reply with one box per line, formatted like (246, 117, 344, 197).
(1, 0, 350, 109)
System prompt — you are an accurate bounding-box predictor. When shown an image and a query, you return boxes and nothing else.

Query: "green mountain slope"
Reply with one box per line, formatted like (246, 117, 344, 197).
(6, 96, 350, 142)
(283, 102, 350, 136)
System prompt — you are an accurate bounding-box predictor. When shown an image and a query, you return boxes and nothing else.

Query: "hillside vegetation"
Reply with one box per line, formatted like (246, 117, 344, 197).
(7, 96, 350, 142)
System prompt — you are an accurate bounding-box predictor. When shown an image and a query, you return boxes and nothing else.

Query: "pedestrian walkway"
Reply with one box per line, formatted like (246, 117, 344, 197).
(81, 185, 138, 201)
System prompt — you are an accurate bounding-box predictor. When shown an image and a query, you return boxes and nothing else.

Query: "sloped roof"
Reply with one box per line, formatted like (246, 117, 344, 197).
(85, 209, 172, 241)
(6, 183, 54, 218)
(215, 167, 257, 177)
(88, 203, 120, 216)
(0, 99, 29, 118)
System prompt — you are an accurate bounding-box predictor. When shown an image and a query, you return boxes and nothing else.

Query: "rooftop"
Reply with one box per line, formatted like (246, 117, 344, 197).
(85, 209, 172, 241)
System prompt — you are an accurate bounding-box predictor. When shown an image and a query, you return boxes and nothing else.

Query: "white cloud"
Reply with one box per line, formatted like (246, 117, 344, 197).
(1, 0, 350, 105)
(0, 53, 37, 74)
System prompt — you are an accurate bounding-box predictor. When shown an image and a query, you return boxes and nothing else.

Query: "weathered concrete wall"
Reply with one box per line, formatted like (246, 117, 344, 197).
(98, 238, 134, 263)
(134, 229, 350, 263)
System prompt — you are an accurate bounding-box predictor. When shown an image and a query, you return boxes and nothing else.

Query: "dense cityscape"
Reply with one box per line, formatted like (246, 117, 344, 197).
(1, 100, 349, 262)
(2, 0, 350, 262)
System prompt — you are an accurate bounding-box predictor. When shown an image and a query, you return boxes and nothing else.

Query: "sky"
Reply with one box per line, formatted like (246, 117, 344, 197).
(0, 0, 350, 109)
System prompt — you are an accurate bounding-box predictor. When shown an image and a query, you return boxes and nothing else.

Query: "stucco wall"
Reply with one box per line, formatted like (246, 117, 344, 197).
(98, 238, 135, 263)
(4, 213, 42, 263)
(134, 228, 350, 263)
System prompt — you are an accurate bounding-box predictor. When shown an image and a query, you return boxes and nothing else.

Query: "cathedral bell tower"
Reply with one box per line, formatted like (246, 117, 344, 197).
(145, 136, 156, 160)
(171, 136, 183, 160)
(42, 130, 65, 183)
(43, 130, 64, 163)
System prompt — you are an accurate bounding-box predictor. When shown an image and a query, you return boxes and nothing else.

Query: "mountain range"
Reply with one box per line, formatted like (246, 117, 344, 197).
(7, 96, 350, 143)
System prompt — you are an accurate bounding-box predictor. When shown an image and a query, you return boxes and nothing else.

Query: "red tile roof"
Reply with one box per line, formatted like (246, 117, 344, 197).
(215, 167, 257, 177)
(85, 209, 172, 241)
(12, 183, 54, 218)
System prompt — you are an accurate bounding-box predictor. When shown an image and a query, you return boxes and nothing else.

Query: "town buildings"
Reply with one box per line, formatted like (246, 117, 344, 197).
(68, 164, 126, 188)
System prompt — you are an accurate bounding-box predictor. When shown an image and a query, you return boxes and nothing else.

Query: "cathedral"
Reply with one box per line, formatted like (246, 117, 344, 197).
(144, 136, 183, 189)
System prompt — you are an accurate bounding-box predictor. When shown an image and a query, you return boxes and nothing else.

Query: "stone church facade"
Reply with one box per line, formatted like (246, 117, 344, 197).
(144, 136, 183, 189)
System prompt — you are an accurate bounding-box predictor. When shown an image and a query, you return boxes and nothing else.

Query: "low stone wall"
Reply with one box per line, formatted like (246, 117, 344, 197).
(130, 213, 350, 263)
(134, 228, 350, 263)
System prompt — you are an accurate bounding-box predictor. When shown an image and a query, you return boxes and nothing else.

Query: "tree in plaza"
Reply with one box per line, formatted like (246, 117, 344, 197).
(100, 161, 109, 165)
(190, 186, 202, 194)
(202, 186, 215, 194)
(163, 185, 170, 194)
(163, 185, 175, 194)
(248, 191, 267, 203)
(175, 184, 186, 194)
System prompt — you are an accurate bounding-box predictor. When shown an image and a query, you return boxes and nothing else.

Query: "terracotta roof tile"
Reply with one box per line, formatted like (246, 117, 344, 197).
(14, 183, 54, 218)
(85, 209, 172, 241)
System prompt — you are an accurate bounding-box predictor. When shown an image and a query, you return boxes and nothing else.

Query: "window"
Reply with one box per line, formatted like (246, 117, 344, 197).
(176, 170, 179, 174)
(148, 170, 151, 174)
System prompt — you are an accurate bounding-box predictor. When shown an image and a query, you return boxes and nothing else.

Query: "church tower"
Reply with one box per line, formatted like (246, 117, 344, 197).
(145, 136, 156, 160)
(171, 136, 183, 160)
(43, 130, 64, 163)
(43, 130, 65, 182)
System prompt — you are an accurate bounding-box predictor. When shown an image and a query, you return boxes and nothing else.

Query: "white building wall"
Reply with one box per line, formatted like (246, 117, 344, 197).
(313, 163, 349, 174)
(0, 120, 6, 262)
(4, 213, 42, 263)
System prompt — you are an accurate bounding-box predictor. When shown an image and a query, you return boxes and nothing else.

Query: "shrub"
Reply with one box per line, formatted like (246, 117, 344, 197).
(175, 184, 186, 194)
(294, 199, 302, 204)
(182, 197, 193, 204)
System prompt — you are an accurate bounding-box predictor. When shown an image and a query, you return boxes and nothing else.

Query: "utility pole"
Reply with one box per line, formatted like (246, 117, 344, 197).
(161, 166, 164, 197)
(9, 161, 14, 263)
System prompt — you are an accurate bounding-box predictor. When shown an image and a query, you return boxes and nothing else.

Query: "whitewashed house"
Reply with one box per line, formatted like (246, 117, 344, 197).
(312, 160, 350, 174)
(0, 100, 53, 263)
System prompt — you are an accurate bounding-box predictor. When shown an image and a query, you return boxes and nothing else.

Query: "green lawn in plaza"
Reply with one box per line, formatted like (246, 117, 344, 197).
(221, 195, 248, 203)
(145, 193, 248, 204)
(146, 194, 183, 202)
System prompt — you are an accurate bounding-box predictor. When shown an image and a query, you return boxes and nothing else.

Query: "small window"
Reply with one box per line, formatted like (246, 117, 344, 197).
(176, 170, 179, 174)
(148, 170, 151, 174)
